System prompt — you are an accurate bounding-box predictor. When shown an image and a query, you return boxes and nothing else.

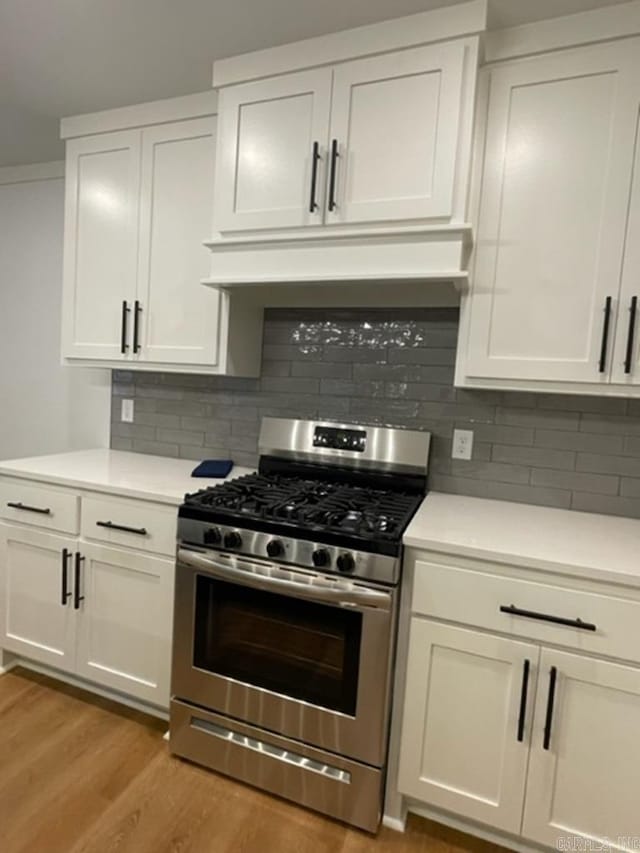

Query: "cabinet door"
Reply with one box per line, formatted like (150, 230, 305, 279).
(0, 525, 77, 671)
(464, 40, 640, 383)
(612, 112, 640, 386)
(213, 69, 332, 232)
(523, 650, 640, 851)
(136, 117, 222, 367)
(398, 620, 539, 833)
(327, 43, 465, 225)
(62, 130, 141, 360)
(75, 543, 173, 708)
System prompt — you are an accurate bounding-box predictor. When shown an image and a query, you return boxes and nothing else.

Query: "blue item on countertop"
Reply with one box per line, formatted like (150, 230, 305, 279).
(191, 459, 234, 478)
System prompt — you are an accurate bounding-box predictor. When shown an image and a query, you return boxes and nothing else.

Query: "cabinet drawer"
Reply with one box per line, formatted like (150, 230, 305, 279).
(412, 559, 640, 665)
(80, 494, 177, 557)
(0, 478, 79, 534)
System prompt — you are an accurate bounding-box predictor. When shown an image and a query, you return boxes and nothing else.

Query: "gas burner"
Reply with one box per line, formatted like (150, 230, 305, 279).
(182, 472, 422, 555)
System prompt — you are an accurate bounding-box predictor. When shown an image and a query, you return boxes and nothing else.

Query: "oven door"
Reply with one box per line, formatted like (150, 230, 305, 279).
(172, 547, 396, 767)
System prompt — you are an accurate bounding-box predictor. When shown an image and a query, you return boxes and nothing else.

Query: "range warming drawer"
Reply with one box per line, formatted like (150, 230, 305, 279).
(169, 698, 383, 833)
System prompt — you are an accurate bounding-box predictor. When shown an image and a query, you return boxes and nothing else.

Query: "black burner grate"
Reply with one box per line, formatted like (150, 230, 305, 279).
(183, 473, 421, 544)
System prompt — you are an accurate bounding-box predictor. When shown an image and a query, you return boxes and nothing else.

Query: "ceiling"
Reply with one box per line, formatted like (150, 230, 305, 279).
(0, 0, 629, 167)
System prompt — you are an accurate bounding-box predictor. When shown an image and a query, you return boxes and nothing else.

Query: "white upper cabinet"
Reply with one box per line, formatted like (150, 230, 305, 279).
(137, 117, 222, 367)
(60, 94, 262, 375)
(328, 43, 465, 225)
(612, 118, 640, 386)
(206, 3, 485, 283)
(214, 44, 469, 235)
(214, 70, 332, 232)
(457, 38, 640, 394)
(62, 130, 141, 361)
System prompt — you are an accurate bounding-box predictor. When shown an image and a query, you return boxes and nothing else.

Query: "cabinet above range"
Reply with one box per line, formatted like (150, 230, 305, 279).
(204, 0, 487, 286)
(60, 93, 262, 375)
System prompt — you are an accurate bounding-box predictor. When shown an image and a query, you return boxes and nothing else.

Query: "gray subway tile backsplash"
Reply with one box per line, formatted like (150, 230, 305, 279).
(495, 406, 581, 431)
(470, 423, 535, 447)
(534, 428, 624, 454)
(579, 413, 640, 435)
(530, 468, 619, 496)
(491, 444, 576, 471)
(623, 435, 640, 456)
(576, 452, 640, 478)
(620, 478, 640, 498)
(110, 307, 640, 520)
(571, 491, 640, 518)
(131, 438, 180, 458)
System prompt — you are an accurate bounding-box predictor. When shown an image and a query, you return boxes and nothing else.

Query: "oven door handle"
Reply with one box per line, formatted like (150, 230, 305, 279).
(177, 548, 392, 611)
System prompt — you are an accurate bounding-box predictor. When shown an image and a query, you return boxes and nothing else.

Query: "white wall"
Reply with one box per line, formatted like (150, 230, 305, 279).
(0, 169, 110, 460)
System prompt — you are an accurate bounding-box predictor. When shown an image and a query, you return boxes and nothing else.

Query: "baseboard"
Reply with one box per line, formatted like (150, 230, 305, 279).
(0, 660, 18, 676)
(6, 657, 169, 722)
(407, 803, 537, 853)
(382, 814, 407, 833)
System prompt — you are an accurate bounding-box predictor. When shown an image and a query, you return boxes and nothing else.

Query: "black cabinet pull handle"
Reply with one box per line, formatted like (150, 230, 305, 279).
(543, 666, 558, 750)
(74, 552, 85, 610)
(7, 501, 51, 516)
(121, 301, 130, 354)
(61, 548, 72, 606)
(96, 520, 148, 536)
(517, 658, 530, 743)
(624, 295, 638, 374)
(133, 300, 142, 354)
(500, 604, 596, 632)
(309, 141, 320, 213)
(328, 138, 339, 212)
(599, 296, 612, 373)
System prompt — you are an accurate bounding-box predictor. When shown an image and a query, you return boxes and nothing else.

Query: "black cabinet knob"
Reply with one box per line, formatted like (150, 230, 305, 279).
(312, 549, 330, 568)
(336, 553, 355, 573)
(266, 539, 284, 558)
(204, 527, 222, 546)
(223, 531, 242, 549)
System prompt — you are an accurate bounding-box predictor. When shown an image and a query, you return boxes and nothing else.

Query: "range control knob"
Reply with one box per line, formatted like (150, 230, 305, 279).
(312, 548, 330, 568)
(223, 531, 242, 549)
(336, 553, 355, 574)
(203, 527, 222, 546)
(266, 539, 284, 558)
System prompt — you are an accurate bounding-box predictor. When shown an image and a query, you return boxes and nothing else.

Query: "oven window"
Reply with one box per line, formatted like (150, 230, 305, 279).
(193, 576, 362, 716)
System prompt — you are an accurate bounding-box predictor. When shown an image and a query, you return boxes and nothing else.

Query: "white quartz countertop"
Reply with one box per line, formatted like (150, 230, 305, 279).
(404, 492, 640, 588)
(0, 449, 253, 505)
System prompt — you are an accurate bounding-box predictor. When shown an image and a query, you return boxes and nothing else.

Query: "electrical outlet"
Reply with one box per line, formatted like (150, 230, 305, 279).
(452, 428, 474, 460)
(121, 399, 134, 423)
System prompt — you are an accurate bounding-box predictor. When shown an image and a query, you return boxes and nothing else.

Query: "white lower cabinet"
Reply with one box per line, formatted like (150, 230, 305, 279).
(0, 526, 77, 672)
(0, 506, 175, 710)
(398, 620, 538, 833)
(75, 543, 173, 707)
(523, 650, 640, 850)
(398, 563, 640, 852)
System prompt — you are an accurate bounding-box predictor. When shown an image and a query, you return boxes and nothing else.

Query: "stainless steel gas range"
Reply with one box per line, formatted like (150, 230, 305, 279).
(169, 417, 430, 832)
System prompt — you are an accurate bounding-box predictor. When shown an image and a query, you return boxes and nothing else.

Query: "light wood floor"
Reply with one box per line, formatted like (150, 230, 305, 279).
(0, 667, 506, 853)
